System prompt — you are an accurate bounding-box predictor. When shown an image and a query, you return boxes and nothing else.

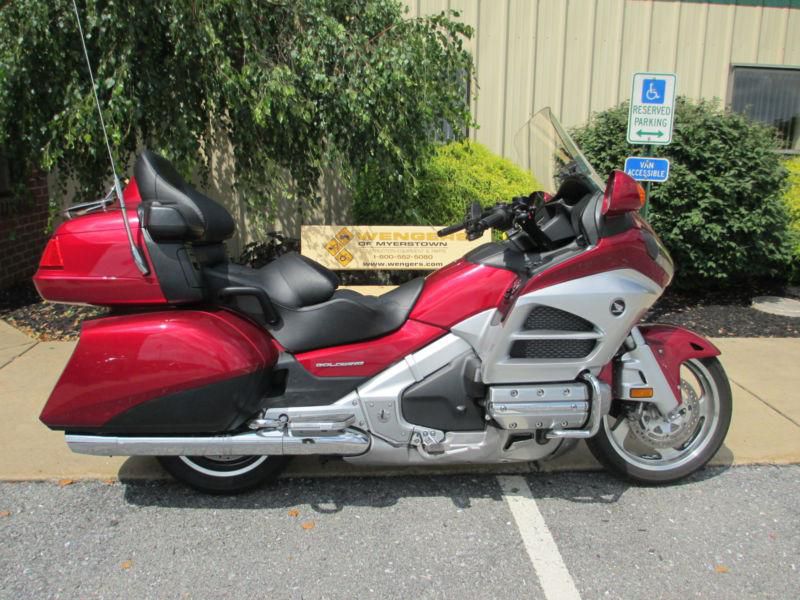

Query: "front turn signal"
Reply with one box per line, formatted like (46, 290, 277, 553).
(630, 387, 654, 399)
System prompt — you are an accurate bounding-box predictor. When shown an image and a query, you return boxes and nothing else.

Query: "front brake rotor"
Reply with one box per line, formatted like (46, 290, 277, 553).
(628, 380, 701, 449)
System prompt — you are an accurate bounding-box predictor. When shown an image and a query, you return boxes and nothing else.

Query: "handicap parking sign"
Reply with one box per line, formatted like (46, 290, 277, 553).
(628, 72, 676, 144)
(642, 79, 666, 104)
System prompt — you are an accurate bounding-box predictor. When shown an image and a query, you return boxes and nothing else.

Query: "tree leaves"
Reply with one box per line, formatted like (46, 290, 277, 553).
(0, 1, 474, 233)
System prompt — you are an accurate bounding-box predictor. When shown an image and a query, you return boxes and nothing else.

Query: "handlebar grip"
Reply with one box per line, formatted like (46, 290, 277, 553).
(436, 222, 467, 237)
(479, 211, 507, 229)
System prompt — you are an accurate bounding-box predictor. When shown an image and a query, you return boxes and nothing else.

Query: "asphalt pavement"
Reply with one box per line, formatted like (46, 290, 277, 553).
(1, 465, 797, 600)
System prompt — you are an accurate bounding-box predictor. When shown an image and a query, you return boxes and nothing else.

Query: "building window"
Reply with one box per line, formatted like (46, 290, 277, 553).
(729, 66, 800, 153)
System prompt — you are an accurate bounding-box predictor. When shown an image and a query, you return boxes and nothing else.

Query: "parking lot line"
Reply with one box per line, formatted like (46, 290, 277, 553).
(497, 475, 582, 600)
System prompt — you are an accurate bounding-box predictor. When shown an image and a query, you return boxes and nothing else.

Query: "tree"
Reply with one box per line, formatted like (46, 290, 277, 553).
(0, 0, 473, 227)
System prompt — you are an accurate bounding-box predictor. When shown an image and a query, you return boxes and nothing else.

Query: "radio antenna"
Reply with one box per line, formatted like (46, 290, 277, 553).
(71, 0, 148, 275)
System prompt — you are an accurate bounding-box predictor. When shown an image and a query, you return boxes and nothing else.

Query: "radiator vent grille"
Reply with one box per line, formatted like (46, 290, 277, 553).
(523, 306, 594, 332)
(509, 339, 597, 359)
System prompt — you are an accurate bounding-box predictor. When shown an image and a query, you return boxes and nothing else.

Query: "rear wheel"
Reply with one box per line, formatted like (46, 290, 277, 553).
(157, 454, 289, 494)
(587, 357, 732, 484)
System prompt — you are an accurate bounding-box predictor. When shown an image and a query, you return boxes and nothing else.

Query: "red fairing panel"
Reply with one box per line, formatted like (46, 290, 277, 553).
(296, 319, 446, 378)
(521, 227, 671, 295)
(33, 178, 166, 306)
(410, 259, 519, 329)
(40, 310, 278, 429)
(638, 324, 721, 399)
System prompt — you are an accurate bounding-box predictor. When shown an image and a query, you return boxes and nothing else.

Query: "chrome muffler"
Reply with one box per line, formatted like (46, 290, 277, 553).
(65, 427, 370, 457)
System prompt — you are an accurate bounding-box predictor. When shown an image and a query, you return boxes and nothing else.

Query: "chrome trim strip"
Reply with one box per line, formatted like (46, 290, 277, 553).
(508, 331, 603, 341)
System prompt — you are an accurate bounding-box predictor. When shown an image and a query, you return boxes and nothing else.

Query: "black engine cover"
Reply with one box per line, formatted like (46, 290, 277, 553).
(401, 352, 486, 431)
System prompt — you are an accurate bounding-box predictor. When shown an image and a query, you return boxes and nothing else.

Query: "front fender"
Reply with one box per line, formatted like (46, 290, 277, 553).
(637, 324, 720, 402)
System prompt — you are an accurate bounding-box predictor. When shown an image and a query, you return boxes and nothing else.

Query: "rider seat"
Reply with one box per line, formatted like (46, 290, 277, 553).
(205, 254, 424, 353)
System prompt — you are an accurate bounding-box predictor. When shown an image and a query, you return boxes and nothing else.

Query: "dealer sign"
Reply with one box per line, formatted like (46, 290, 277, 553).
(301, 225, 491, 270)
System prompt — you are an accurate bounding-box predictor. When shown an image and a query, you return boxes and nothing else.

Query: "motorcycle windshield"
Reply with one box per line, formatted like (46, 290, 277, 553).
(513, 107, 605, 195)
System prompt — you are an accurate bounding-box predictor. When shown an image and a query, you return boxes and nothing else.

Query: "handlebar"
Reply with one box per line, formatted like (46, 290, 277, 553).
(437, 203, 519, 239)
(436, 222, 468, 237)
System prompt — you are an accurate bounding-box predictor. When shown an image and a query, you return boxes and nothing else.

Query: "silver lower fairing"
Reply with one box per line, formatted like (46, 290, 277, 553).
(472, 268, 664, 384)
(345, 427, 561, 466)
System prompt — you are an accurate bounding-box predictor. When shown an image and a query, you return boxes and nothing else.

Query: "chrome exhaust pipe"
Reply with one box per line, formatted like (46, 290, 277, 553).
(65, 428, 370, 457)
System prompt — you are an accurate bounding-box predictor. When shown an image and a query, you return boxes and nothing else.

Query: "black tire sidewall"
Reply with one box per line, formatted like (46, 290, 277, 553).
(587, 357, 733, 485)
(157, 455, 289, 494)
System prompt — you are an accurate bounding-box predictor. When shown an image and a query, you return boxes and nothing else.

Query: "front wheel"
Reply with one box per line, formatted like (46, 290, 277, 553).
(587, 357, 732, 484)
(157, 455, 289, 494)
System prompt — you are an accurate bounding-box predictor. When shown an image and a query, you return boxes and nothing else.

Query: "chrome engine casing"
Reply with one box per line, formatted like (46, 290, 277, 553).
(486, 384, 590, 431)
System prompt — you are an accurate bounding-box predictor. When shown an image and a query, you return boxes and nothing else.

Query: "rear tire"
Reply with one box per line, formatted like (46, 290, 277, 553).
(157, 455, 289, 494)
(587, 357, 732, 485)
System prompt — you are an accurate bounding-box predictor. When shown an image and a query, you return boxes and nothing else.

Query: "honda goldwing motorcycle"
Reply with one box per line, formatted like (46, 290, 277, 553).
(34, 109, 732, 493)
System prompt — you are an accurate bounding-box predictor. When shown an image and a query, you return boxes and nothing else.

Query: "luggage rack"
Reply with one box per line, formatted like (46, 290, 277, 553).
(63, 185, 116, 219)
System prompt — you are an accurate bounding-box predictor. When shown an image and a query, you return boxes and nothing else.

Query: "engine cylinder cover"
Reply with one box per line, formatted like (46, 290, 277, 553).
(487, 383, 590, 431)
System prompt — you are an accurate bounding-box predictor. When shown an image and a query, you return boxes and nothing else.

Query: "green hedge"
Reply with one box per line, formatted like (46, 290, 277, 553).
(571, 98, 793, 288)
(353, 141, 539, 226)
(785, 156, 800, 283)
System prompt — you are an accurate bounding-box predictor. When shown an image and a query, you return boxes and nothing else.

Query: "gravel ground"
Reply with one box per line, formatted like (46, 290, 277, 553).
(2, 279, 798, 341)
(643, 287, 800, 337)
(0, 283, 106, 341)
(0, 466, 797, 600)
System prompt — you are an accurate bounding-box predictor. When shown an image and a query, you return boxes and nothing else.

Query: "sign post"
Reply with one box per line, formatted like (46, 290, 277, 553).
(627, 72, 676, 218)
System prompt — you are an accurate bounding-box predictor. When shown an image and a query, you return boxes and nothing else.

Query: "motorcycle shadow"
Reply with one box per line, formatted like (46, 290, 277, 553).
(118, 447, 733, 512)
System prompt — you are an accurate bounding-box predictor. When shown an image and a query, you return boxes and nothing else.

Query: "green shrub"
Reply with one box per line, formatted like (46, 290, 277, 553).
(353, 141, 540, 225)
(785, 156, 800, 283)
(571, 97, 793, 288)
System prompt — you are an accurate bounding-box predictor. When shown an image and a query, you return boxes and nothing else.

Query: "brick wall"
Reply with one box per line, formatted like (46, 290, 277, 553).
(0, 172, 49, 289)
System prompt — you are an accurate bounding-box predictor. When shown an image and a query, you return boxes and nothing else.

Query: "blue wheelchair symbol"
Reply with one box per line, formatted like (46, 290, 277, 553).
(642, 79, 665, 104)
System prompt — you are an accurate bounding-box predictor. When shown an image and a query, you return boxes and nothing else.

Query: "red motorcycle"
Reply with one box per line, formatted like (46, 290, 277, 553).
(34, 110, 731, 493)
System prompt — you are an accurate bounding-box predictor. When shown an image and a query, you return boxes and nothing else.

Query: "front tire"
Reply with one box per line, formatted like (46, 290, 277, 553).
(587, 357, 732, 484)
(157, 455, 289, 494)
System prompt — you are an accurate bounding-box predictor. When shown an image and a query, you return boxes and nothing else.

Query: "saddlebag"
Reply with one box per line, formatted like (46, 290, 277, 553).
(40, 309, 279, 434)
